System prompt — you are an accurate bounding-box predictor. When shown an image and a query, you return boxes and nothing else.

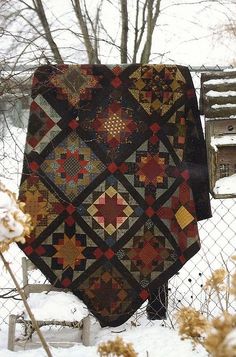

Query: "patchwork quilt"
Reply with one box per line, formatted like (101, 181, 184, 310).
(18, 64, 211, 326)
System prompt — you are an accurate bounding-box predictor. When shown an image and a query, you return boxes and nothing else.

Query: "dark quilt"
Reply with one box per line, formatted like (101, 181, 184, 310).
(18, 64, 211, 327)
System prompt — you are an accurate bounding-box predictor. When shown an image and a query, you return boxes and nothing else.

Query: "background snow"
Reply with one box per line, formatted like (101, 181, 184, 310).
(214, 174, 236, 195)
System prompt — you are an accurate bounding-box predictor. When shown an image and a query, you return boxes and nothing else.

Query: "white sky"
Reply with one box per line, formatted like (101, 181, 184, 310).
(1, 0, 235, 67)
(42, 0, 236, 66)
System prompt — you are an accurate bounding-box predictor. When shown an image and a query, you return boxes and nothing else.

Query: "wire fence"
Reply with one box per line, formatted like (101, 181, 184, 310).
(0, 65, 236, 329)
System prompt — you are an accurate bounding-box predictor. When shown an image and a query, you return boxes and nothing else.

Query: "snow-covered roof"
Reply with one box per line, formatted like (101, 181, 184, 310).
(207, 90, 236, 97)
(201, 70, 236, 120)
(211, 135, 236, 151)
(204, 77, 236, 85)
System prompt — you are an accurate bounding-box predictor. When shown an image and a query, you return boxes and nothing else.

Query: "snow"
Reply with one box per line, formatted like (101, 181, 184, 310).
(212, 103, 236, 109)
(206, 90, 236, 97)
(214, 174, 236, 195)
(25, 291, 88, 322)
(0, 183, 29, 243)
(204, 78, 236, 85)
(0, 126, 27, 194)
(0, 312, 208, 357)
(210, 135, 236, 151)
(205, 115, 236, 121)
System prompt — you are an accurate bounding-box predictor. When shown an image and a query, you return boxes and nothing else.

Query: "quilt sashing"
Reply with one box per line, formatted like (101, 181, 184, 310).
(18, 64, 211, 326)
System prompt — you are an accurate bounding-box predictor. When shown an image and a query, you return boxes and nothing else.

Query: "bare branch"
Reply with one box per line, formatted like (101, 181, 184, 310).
(133, 0, 140, 63)
(132, 0, 148, 63)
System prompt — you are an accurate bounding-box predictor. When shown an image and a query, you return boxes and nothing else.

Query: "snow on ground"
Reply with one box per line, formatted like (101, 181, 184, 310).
(0, 271, 209, 357)
(25, 291, 88, 321)
(214, 174, 236, 195)
(0, 312, 208, 357)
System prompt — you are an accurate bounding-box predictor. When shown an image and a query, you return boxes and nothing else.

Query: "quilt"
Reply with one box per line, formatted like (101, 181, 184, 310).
(18, 64, 211, 326)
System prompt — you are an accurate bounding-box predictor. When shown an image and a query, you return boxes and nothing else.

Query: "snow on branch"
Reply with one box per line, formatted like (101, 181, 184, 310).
(0, 181, 32, 252)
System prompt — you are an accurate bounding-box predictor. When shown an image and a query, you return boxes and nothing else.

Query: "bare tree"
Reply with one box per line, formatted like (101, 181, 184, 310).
(0, 0, 235, 131)
(0, 0, 190, 66)
(1, 0, 236, 68)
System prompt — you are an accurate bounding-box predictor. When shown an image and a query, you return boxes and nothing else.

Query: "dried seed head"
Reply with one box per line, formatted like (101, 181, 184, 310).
(0, 181, 32, 252)
(205, 268, 227, 291)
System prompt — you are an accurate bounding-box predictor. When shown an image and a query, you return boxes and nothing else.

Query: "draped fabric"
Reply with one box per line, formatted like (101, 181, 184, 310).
(18, 64, 211, 327)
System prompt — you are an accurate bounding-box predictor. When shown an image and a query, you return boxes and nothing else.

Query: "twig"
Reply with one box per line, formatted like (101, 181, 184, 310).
(220, 252, 230, 312)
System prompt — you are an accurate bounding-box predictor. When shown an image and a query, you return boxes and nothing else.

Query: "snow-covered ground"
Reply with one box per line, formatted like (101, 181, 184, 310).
(214, 174, 236, 195)
(0, 308, 208, 357)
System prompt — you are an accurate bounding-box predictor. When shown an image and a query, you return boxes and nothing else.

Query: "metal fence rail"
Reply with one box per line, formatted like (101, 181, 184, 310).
(0, 65, 235, 327)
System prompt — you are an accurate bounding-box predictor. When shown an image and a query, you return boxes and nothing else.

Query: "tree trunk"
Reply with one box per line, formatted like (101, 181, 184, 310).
(120, 0, 128, 63)
(140, 0, 161, 63)
(132, 0, 148, 63)
(72, 0, 100, 64)
(33, 0, 63, 64)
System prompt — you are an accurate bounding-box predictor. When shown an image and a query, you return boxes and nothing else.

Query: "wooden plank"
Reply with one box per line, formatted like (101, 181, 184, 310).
(26, 259, 36, 271)
(16, 318, 82, 328)
(207, 118, 236, 136)
(81, 316, 92, 346)
(203, 82, 236, 92)
(22, 257, 29, 298)
(206, 95, 236, 106)
(205, 122, 216, 196)
(8, 315, 17, 351)
(200, 70, 236, 114)
(27, 284, 67, 294)
(204, 107, 236, 118)
(201, 70, 236, 82)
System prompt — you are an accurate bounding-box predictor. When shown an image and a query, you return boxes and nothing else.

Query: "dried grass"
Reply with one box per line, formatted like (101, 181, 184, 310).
(97, 337, 137, 357)
(177, 260, 236, 357)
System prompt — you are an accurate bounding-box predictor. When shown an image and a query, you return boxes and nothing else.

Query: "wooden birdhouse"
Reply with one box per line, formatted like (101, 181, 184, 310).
(200, 69, 236, 198)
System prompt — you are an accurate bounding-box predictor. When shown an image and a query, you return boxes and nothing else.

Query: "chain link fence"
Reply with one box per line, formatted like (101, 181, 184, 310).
(0, 65, 235, 329)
